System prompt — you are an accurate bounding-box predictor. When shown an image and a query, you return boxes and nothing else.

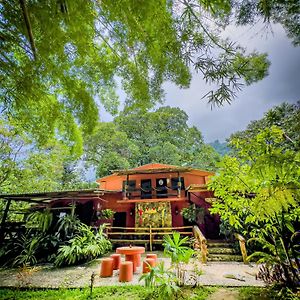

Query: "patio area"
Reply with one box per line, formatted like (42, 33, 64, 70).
(0, 252, 265, 288)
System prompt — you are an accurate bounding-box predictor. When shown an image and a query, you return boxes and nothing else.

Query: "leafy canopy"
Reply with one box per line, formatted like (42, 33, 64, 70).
(1, 0, 270, 149)
(84, 106, 221, 177)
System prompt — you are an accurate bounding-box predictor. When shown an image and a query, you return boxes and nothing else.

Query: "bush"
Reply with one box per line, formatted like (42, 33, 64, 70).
(55, 224, 111, 266)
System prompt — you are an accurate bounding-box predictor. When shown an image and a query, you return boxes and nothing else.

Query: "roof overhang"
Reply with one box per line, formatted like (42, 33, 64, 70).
(113, 167, 194, 176)
(0, 188, 121, 204)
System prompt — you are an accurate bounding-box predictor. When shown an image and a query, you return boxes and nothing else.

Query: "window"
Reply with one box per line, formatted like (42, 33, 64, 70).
(171, 177, 185, 190)
(122, 180, 136, 191)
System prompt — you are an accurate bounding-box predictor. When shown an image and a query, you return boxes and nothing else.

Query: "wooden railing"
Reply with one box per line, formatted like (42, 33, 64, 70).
(234, 233, 248, 264)
(193, 225, 208, 263)
(105, 225, 193, 251)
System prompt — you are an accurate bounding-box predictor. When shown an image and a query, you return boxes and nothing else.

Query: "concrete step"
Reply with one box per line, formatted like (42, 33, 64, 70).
(208, 254, 243, 262)
(208, 247, 238, 255)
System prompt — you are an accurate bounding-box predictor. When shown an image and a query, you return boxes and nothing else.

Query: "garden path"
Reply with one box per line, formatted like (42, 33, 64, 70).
(0, 252, 265, 288)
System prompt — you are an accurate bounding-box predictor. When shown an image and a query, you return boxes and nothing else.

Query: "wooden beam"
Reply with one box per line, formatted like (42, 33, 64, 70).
(0, 199, 11, 244)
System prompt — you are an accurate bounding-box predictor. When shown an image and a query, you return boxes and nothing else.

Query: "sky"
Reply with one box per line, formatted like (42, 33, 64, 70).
(100, 22, 300, 143)
(163, 23, 300, 142)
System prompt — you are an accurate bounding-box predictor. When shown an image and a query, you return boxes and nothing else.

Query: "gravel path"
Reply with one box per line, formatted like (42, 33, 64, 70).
(0, 252, 265, 288)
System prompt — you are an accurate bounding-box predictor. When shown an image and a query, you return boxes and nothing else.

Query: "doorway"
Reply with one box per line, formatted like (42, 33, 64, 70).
(113, 212, 127, 228)
(156, 178, 167, 198)
(141, 179, 152, 199)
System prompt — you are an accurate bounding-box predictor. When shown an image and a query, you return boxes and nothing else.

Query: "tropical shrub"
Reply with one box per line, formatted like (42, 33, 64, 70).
(99, 209, 114, 220)
(181, 204, 204, 224)
(26, 209, 53, 232)
(55, 224, 111, 266)
(139, 262, 180, 300)
(55, 214, 81, 240)
(13, 233, 44, 266)
(163, 232, 194, 285)
(209, 126, 300, 288)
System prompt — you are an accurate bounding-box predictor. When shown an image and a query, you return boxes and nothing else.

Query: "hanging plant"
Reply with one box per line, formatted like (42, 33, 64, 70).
(99, 209, 115, 220)
(181, 204, 205, 224)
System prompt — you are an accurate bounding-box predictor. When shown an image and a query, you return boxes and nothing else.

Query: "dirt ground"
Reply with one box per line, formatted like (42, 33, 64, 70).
(0, 252, 265, 289)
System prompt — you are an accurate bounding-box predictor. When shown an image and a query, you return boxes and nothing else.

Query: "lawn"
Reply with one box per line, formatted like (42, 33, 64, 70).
(0, 286, 287, 300)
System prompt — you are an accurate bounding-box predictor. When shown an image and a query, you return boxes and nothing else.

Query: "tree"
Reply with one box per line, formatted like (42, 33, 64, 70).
(84, 122, 140, 177)
(84, 107, 221, 177)
(209, 126, 300, 287)
(229, 102, 300, 150)
(1, 0, 270, 150)
(209, 140, 230, 156)
(232, 0, 300, 46)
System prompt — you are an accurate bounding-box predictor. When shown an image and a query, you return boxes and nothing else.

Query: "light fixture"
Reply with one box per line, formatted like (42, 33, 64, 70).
(175, 206, 179, 215)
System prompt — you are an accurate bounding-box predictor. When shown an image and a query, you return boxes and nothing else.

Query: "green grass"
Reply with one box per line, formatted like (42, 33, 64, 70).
(0, 286, 216, 300)
(1, 286, 297, 300)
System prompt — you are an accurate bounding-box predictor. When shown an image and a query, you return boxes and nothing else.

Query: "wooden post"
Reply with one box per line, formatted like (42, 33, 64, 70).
(0, 199, 12, 244)
(71, 200, 75, 217)
(235, 233, 248, 264)
(149, 225, 152, 252)
(123, 174, 129, 200)
(177, 172, 181, 198)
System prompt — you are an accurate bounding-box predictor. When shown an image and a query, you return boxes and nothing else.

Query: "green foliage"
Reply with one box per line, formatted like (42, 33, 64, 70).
(0, 0, 271, 150)
(209, 126, 300, 287)
(99, 209, 114, 220)
(209, 140, 230, 156)
(13, 233, 44, 267)
(0, 286, 219, 300)
(163, 232, 194, 265)
(26, 209, 53, 232)
(230, 102, 300, 151)
(139, 262, 180, 300)
(55, 224, 111, 266)
(233, 0, 300, 46)
(55, 214, 81, 241)
(181, 204, 205, 224)
(85, 106, 221, 177)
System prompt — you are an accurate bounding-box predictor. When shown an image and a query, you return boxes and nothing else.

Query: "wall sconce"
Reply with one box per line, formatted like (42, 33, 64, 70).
(129, 209, 134, 216)
(175, 206, 179, 215)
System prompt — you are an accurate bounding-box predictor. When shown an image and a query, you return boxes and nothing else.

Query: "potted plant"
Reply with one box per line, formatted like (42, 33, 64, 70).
(181, 204, 204, 225)
(96, 209, 115, 226)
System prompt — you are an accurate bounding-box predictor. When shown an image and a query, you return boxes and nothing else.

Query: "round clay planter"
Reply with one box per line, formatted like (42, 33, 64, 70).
(119, 261, 133, 282)
(146, 253, 157, 266)
(110, 253, 121, 270)
(142, 258, 155, 273)
(100, 258, 114, 277)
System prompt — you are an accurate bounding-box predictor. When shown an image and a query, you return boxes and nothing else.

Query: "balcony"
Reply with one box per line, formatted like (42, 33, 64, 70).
(119, 187, 187, 203)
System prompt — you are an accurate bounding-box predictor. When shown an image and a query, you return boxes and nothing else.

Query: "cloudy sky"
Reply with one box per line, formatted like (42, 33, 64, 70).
(163, 23, 300, 142)
(100, 22, 300, 143)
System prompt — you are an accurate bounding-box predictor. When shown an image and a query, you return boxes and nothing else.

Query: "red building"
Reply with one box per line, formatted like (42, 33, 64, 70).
(96, 163, 220, 239)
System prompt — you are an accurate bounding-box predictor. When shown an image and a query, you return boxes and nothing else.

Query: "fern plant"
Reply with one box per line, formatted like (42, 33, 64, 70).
(26, 209, 53, 232)
(55, 224, 111, 266)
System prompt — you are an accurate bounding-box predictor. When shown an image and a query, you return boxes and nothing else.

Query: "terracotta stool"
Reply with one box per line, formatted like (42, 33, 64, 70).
(100, 258, 113, 277)
(125, 255, 137, 272)
(119, 261, 133, 282)
(142, 258, 155, 273)
(136, 254, 141, 267)
(146, 253, 158, 266)
(110, 253, 121, 270)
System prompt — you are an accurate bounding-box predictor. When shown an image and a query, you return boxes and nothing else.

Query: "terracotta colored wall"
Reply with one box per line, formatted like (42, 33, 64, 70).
(99, 172, 206, 191)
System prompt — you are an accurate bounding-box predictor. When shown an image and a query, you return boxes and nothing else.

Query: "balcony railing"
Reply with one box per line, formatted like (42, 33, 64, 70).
(122, 187, 184, 200)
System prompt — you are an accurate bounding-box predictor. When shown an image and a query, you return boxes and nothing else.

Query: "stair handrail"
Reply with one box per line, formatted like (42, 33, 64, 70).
(234, 233, 248, 264)
(193, 225, 207, 263)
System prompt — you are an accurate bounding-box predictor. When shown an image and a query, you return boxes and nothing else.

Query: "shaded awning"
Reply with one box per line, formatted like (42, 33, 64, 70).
(114, 167, 194, 176)
(0, 188, 121, 204)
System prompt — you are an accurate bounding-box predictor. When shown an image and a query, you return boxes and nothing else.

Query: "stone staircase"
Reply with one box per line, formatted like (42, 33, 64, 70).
(207, 240, 243, 262)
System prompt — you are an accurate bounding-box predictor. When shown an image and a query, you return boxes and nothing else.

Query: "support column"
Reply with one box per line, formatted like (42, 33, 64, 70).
(0, 199, 12, 244)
